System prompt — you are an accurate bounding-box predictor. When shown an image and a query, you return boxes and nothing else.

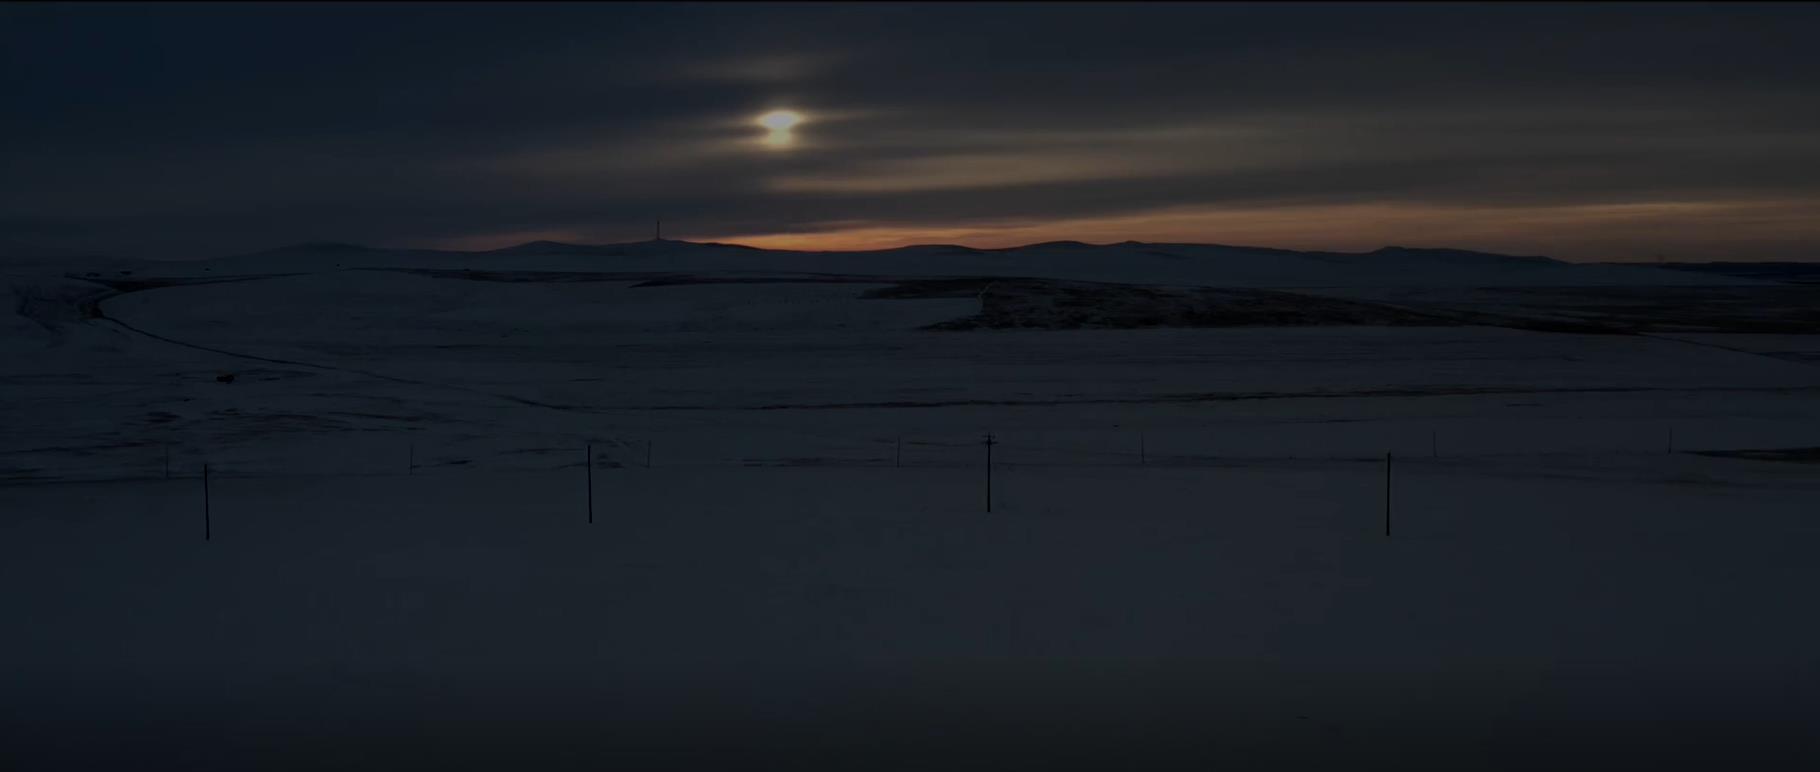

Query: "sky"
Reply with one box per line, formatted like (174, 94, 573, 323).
(3, 2, 1818, 262)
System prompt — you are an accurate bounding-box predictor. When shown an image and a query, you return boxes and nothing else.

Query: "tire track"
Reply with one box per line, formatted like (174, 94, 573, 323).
(91, 282, 591, 413)
(1634, 331, 1820, 369)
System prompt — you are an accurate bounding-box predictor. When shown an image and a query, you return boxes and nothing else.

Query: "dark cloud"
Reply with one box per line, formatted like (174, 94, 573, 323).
(3, 2, 1817, 260)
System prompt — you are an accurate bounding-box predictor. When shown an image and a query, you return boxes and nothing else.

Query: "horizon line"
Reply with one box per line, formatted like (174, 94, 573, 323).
(13, 236, 1806, 265)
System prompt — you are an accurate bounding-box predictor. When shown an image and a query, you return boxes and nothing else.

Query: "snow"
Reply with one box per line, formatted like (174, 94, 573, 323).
(5, 458, 1820, 768)
(4, 240, 1819, 767)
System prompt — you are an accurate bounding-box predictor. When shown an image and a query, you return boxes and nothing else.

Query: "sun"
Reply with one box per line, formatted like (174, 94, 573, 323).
(757, 109, 804, 148)
(758, 110, 803, 131)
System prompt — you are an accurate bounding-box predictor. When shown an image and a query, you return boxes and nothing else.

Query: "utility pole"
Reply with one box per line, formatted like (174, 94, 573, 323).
(655, 219, 662, 241)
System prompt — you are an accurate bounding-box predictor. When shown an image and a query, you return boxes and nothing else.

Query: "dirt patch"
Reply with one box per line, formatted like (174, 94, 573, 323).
(1377, 285, 1820, 334)
(867, 278, 1458, 330)
(1692, 447, 1820, 464)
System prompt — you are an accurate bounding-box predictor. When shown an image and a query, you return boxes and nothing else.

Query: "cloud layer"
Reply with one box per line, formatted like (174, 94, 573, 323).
(3, 3, 1817, 260)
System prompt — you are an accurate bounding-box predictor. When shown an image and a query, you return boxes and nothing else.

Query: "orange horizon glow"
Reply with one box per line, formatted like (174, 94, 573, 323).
(716, 199, 1820, 261)
(403, 199, 1818, 262)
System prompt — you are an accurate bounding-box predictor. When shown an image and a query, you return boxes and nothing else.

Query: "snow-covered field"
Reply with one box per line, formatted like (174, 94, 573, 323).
(5, 241, 1820, 768)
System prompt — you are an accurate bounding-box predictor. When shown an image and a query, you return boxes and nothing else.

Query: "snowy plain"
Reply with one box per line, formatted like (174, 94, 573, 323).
(4, 240, 1820, 768)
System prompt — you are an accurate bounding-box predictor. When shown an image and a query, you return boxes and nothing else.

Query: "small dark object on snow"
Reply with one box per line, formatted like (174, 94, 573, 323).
(216, 373, 237, 384)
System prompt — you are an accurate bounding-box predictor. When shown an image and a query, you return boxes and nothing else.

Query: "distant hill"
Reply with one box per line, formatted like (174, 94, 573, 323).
(255, 241, 377, 254)
(487, 240, 628, 256)
(4, 237, 1770, 289)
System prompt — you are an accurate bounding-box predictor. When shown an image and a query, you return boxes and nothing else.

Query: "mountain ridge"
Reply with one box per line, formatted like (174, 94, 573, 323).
(222, 238, 1569, 264)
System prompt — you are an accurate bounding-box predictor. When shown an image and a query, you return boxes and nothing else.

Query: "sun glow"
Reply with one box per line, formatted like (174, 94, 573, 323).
(757, 109, 804, 148)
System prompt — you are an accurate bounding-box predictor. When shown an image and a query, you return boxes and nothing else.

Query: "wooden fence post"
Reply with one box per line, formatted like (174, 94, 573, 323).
(984, 432, 997, 513)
